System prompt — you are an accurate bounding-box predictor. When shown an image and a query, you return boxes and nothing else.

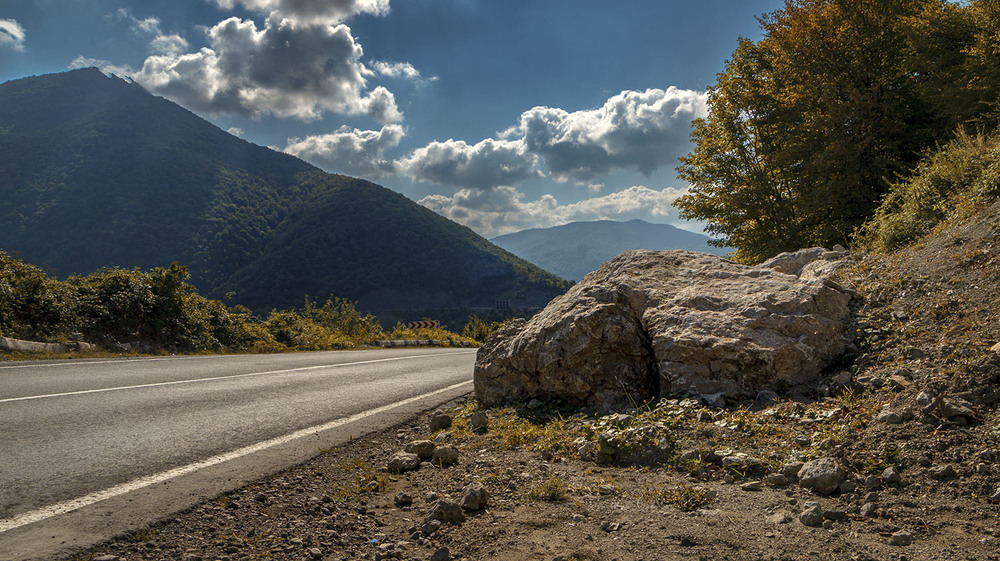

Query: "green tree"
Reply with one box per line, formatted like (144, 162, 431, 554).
(676, 0, 987, 263)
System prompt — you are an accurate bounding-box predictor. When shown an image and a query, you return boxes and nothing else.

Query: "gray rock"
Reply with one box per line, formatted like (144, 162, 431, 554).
(782, 462, 805, 479)
(394, 491, 413, 507)
(876, 406, 903, 424)
(765, 473, 789, 486)
(798, 457, 845, 495)
(882, 466, 902, 485)
(431, 446, 459, 467)
(940, 398, 976, 419)
(430, 547, 450, 561)
(799, 502, 824, 527)
(864, 475, 881, 491)
(767, 511, 793, 524)
(891, 530, 915, 546)
(468, 410, 489, 432)
(421, 519, 442, 536)
(430, 413, 453, 432)
(860, 502, 877, 517)
(930, 464, 957, 481)
(387, 452, 421, 473)
(823, 509, 847, 521)
(741, 481, 763, 491)
(405, 440, 436, 459)
(427, 499, 466, 524)
(460, 483, 489, 510)
(473, 250, 854, 409)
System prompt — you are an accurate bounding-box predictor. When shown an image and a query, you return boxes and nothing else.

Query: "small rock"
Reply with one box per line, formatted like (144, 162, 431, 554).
(421, 519, 442, 536)
(864, 475, 881, 491)
(741, 481, 763, 491)
(755, 389, 779, 406)
(765, 473, 789, 486)
(839, 480, 857, 494)
(799, 503, 824, 527)
(860, 502, 876, 517)
(460, 483, 489, 510)
(929, 464, 957, 481)
(782, 461, 805, 479)
(468, 410, 489, 432)
(876, 407, 903, 425)
(989, 488, 1000, 503)
(308, 547, 323, 559)
(430, 412, 453, 432)
(427, 499, 466, 524)
(431, 446, 460, 467)
(405, 440, 437, 459)
(387, 451, 421, 473)
(700, 392, 726, 408)
(891, 530, 915, 546)
(394, 491, 413, 507)
(798, 457, 845, 495)
(767, 511, 793, 525)
(991, 342, 1000, 353)
(823, 509, 847, 521)
(831, 371, 852, 387)
(882, 466, 902, 485)
(93, 556, 121, 561)
(430, 546, 450, 561)
(597, 483, 616, 495)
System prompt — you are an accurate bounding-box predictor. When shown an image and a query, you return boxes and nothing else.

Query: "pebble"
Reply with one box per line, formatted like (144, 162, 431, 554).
(740, 481, 763, 491)
(860, 502, 877, 517)
(394, 491, 413, 507)
(765, 473, 789, 486)
(989, 488, 1000, 503)
(929, 464, 957, 480)
(430, 546, 451, 561)
(799, 502, 824, 527)
(597, 483, 616, 495)
(429, 413, 453, 432)
(882, 467, 902, 485)
(891, 530, 915, 546)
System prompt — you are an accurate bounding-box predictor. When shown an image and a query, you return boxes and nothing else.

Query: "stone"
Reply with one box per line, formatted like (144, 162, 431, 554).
(473, 250, 855, 409)
(387, 452, 421, 473)
(992, 342, 1000, 353)
(468, 410, 489, 432)
(891, 530, 915, 546)
(876, 407, 903, 424)
(430, 413, 453, 432)
(405, 440, 436, 459)
(882, 466, 902, 485)
(930, 464, 957, 481)
(394, 491, 413, 507)
(421, 519, 442, 536)
(93, 556, 121, 561)
(767, 511, 793, 524)
(598, 483, 616, 495)
(990, 488, 1000, 503)
(430, 547, 450, 561)
(939, 398, 976, 419)
(798, 457, 845, 495)
(460, 483, 489, 511)
(431, 446, 460, 467)
(860, 502, 877, 517)
(823, 509, 848, 521)
(799, 502, 824, 527)
(308, 547, 323, 559)
(741, 481, 763, 491)
(765, 473, 789, 487)
(864, 475, 881, 491)
(782, 462, 805, 479)
(427, 499, 466, 524)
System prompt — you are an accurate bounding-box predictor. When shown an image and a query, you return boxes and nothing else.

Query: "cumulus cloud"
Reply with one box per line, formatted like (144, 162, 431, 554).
(69, 56, 136, 78)
(284, 124, 404, 176)
(518, 87, 708, 182)
(398, 86, 706, 190)
(0, 18, 26, 51)
(212, 0, 390, 25)
(398, 138, 539, 190)
(372, 60, 420, 79)
(419, 185, 688, 237)
(117, 16, 401, 122)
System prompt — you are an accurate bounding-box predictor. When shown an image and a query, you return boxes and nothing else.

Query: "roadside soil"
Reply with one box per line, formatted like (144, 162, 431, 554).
(62, 202, 1000, 561)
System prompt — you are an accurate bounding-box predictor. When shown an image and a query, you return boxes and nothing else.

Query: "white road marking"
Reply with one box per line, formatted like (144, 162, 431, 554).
(0, 379, 472, 533)
(0, 351, 475, 403)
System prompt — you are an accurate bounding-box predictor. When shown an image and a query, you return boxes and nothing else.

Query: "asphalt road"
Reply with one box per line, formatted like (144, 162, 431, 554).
(0, 348, 476, 560)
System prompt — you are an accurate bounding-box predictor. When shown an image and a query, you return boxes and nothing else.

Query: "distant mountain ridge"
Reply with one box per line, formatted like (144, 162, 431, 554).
(0, 68, 570, 318)
(490, 219, 727, 281)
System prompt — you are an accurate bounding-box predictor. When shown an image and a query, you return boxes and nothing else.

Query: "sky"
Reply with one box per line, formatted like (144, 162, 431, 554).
(0, 0, 785, 238)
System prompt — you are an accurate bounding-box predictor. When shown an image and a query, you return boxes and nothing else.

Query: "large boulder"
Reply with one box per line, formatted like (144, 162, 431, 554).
(474, 250, 854, 409)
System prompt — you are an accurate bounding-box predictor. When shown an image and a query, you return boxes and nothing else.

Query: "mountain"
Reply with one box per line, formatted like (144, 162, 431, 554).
(0, 68, 570, 318)
(490, 219, 728, 281)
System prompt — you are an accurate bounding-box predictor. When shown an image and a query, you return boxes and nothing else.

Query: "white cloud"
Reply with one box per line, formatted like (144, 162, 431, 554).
(284, 124, 404, 176)
(519, 87, 708, 182)
(148, 34, 189, 55)
(211, 0, 390, 25)
(115, 16, 401, 123)
(372, 60, 420, 79)
(420, 185, 689, 237)
(69, 56, 136, 78)
(227, 126, 245, 137)
(0, 18, 26, 52)
(398, 138, 539, 190)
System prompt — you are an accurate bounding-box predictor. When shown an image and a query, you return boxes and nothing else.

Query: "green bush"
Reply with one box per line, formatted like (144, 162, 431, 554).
(858, 129, 1000, 252)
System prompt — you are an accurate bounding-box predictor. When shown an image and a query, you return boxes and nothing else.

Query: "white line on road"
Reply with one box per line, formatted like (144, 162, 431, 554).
(0, 379, 473, 534)
(0, 351, 475, 404)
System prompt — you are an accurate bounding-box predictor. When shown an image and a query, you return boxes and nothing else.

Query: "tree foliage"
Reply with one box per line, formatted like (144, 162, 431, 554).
(676, 0, 1000, 263)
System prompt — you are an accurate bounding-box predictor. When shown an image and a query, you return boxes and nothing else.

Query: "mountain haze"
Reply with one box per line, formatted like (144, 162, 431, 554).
(491, 219, 727, 281)
(0, 68, 569, 317)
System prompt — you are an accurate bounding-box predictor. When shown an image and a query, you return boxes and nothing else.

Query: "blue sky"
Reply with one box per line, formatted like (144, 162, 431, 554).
(0, 0, 784, 237)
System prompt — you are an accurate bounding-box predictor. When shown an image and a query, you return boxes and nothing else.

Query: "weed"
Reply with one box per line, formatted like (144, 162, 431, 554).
(527, 476, 570, 502)
(134, 528, 158, 543)
(640, 483, 716, 512)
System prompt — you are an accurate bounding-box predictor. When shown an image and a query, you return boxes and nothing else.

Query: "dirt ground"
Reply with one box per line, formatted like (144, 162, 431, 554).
(64, 203, 1000, 561)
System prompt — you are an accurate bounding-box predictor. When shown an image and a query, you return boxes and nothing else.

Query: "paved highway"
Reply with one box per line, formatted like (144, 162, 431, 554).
(0, 348, 476, 560)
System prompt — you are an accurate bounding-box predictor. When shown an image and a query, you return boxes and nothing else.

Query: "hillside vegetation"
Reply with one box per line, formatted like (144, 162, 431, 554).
(676, 0, 1000, 263)
(0, 68, 569, 320)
